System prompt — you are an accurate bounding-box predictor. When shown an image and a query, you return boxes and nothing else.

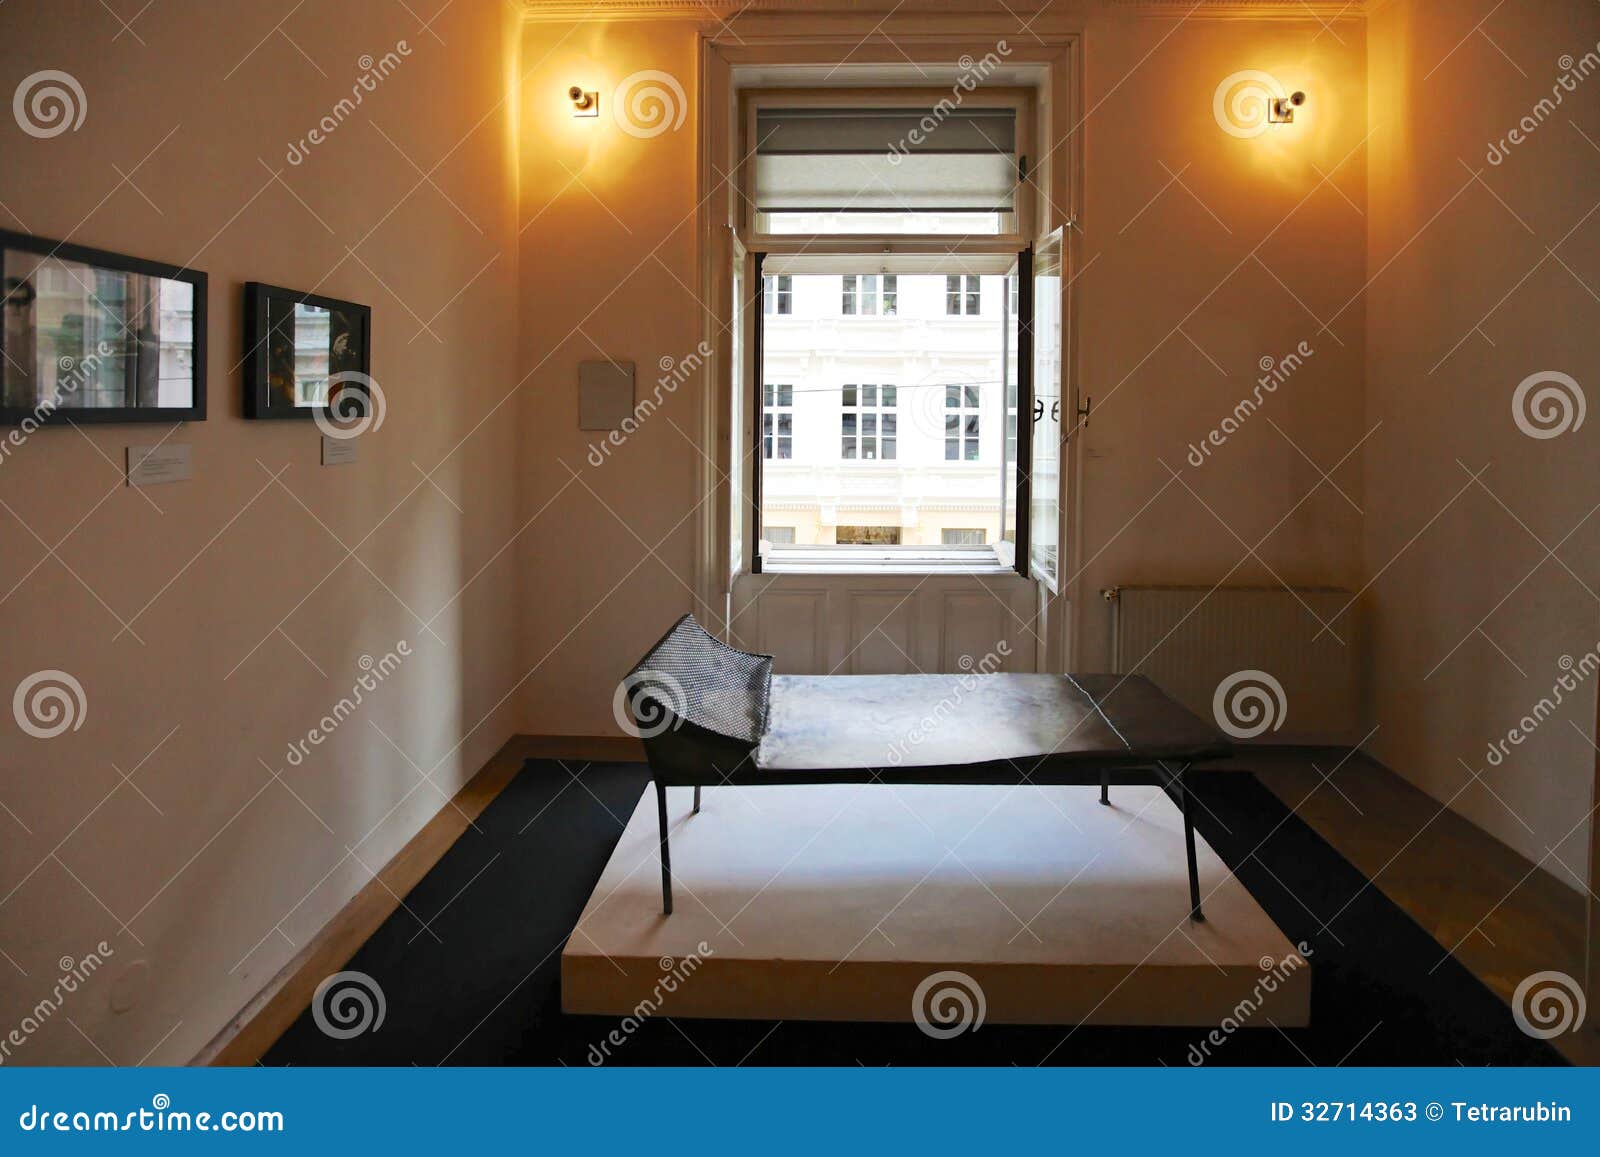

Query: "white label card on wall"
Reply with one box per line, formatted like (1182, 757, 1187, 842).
(126, 444, 192, 487)
(322, 436, 358, 466)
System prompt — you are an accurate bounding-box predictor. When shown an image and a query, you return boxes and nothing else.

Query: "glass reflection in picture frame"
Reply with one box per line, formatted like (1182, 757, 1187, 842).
(0, 230, 207, 425)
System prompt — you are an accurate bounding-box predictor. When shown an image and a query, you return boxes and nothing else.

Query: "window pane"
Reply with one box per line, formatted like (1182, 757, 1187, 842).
(862, 385, 876, 406)
(777, 385, 792, 406)
(945, 438, 958, 460)
(842, 439, 857, 459)
(945, 385, 959, 408)
(964, 386, 980, 408)
(882, 414, 896, 436)
(882, 385, 896, 407)
(842, 414, 856, 435)
(881, 439, 896, 460)
(862, 414, 876, 436)
(842, 384, 857, 407)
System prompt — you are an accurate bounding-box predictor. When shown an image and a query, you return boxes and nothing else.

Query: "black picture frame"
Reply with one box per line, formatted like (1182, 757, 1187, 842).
(242, 282, 371, 421)
(0, 228, 208, 426)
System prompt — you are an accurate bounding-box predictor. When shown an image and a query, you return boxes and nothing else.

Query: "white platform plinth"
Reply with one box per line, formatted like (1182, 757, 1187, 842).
(561, 784, 1310, 1027)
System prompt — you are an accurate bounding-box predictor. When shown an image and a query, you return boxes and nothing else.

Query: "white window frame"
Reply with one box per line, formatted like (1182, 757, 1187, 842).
(944, 383, 982, 462)
(842, 273, 896, 316)
(763, 274, 792, 315)
(839, 382, 897, 461)
(762, 381, 793, 459)
(695, 38, 1080, 670)
(945, 275, 982, 316)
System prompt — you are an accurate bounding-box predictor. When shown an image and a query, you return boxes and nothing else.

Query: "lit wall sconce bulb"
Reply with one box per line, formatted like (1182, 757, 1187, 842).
(569, 86, 599, 118)
(1269, 91, 1306, 124)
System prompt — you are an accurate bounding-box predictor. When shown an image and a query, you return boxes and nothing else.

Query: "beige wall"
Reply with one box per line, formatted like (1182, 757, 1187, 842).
(1364, 0, 1600, 890)
(3, 0, 1593, 1069)
(0, 1, 524, 1062)
(515, 8, 1369, 726)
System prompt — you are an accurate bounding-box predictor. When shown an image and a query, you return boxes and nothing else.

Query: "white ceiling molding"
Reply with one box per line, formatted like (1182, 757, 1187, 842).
(522, 0, 1366, 22)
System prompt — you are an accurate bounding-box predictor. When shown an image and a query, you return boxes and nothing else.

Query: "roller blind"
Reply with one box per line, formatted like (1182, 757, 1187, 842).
(754, 107, 1018, 214)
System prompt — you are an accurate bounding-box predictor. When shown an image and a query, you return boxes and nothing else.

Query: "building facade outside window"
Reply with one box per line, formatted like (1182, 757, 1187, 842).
(945, 275, 981, 316)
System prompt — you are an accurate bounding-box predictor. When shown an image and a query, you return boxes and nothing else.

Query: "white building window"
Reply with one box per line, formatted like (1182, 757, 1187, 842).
(762, 526, 796, 543)
(841, 383, 897, 460)
(842, 274, 896, 316)
(946, 275, 981, 316)
(763, 383, 793, 458)
(942, 528, 986, 546)
(763, 275, 792, 315)
(944, 384, 981, 461)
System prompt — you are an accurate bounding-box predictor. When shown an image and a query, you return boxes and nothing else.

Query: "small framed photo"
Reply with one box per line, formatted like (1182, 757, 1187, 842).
(242, 283, 370, 420)
(0, 229, 207, 425)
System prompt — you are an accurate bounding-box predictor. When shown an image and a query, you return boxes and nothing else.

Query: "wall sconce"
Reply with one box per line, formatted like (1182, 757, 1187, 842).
(569, 86, 599, 118)
(1269, 91, 1306, 124)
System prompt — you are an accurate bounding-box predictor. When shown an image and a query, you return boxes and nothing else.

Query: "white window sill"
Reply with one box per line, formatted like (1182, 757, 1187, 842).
(759, 543, 1017, 575)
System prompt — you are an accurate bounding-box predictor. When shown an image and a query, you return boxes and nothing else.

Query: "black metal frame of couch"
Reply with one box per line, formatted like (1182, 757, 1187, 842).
(640, 722, 1212, 925)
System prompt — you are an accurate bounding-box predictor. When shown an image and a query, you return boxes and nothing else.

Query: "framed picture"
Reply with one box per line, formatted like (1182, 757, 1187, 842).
(0, 229, 207, 425)
(243, 283, 371, 421)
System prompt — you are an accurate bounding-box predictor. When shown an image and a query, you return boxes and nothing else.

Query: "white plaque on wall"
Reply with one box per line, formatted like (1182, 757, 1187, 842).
(578, 360, 636, 430)
(126, 444, 192, 487)
(321, 436, 358, 466)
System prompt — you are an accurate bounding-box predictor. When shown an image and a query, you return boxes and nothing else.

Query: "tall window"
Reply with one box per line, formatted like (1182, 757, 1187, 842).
(741, 90, 1037, 573)
(763, 383, 793, 458)
(946, 275, 981, 316)
(764, 275, 792, 315)
(841, 384, 897, 460)
(842, 274, 896, 316)
(944, 385, 981, 461)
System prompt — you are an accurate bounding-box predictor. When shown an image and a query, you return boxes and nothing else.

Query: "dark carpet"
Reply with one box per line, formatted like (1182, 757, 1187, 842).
(263, 760, 1563, 1067)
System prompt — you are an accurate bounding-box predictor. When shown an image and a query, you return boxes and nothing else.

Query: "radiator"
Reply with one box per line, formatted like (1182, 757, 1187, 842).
(1107, 586, 1359, 745)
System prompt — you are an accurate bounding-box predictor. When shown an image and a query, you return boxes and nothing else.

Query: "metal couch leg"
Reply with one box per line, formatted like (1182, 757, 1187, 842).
(1100, 771, 1109, 806)
(1179, 764, 1203, 922)
(655, 780, 673, 916)
(693, 785, 701, 814)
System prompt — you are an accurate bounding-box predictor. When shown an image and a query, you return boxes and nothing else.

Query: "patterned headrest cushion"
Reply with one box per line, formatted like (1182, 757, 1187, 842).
(623, 614, 773, 745)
